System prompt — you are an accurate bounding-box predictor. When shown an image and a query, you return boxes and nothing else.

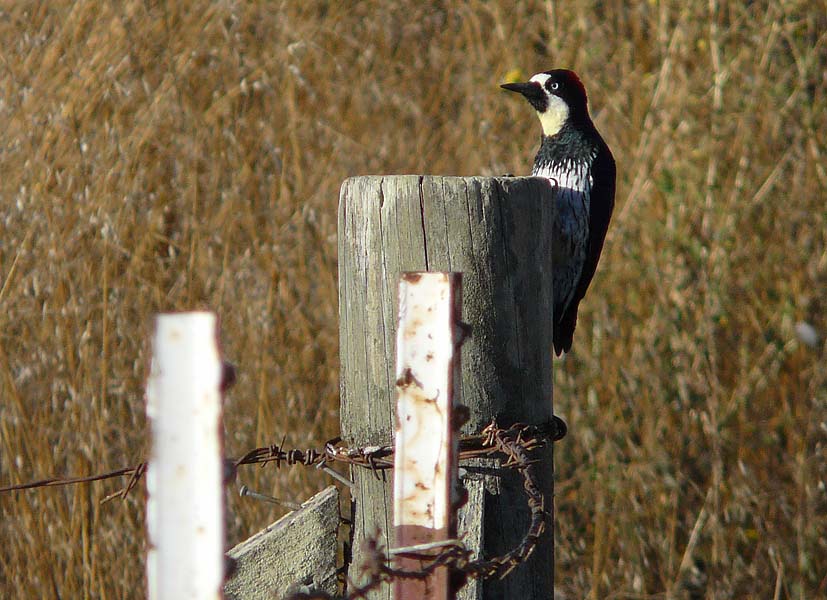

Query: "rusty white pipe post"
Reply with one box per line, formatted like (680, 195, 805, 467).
(146, 313, 225, 600)
(393, 273, 462, 600)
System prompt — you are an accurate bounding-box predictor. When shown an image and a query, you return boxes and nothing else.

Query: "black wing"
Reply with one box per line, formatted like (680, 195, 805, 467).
(553, 142, 616, 355)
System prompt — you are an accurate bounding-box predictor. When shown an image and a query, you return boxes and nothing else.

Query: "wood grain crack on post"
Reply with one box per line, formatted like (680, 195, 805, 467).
(393, 272, 461, 599)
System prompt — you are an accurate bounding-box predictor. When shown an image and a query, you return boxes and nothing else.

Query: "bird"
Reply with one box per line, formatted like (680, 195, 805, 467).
(501, 69, 616, 356)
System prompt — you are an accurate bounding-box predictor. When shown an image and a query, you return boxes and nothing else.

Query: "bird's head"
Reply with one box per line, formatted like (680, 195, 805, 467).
(501, 69, 589, 136)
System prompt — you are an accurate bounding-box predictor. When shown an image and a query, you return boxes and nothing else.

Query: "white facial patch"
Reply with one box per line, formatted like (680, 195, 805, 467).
(529, 73, 552, 86)
(529, 73, 569, 136)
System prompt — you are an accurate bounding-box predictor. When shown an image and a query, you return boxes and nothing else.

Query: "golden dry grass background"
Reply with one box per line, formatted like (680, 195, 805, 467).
(1, 1, 826, 598)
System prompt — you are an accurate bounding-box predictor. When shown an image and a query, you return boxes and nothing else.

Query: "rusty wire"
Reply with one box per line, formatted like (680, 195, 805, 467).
(0, 464, 145, 496)
(0, 418, 565, 499)
(281, 419, 563, 600)
(0, 418, 564, 598)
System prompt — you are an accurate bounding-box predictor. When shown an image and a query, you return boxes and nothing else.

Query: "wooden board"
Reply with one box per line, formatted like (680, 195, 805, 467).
(224, 486, 340, 599)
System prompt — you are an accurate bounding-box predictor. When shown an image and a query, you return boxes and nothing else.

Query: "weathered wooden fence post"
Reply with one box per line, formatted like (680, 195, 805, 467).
(339, 176, 556, 599)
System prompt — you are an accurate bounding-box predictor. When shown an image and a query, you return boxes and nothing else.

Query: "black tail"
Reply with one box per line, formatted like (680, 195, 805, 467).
(553, 303, 578, 356)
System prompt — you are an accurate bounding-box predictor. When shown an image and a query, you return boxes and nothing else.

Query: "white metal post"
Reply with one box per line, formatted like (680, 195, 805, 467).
(146, 312, 225, 600)
(393, 272, 462, 600)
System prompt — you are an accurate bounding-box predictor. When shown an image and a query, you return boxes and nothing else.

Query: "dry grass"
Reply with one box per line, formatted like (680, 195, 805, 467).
(1, 1, 825, 598)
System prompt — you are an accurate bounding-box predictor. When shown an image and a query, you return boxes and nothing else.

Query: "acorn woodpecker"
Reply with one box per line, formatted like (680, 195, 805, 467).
(501, 69, 616, 356)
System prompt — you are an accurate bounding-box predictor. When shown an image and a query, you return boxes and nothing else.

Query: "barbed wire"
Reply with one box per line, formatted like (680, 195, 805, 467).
(0, 416, 566, 599)
(284, 419, 563, 600)
(0, 418, 565, 499)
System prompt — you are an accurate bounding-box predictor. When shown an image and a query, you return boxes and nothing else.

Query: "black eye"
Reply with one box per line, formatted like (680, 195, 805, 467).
(549, 81, 560, 91)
